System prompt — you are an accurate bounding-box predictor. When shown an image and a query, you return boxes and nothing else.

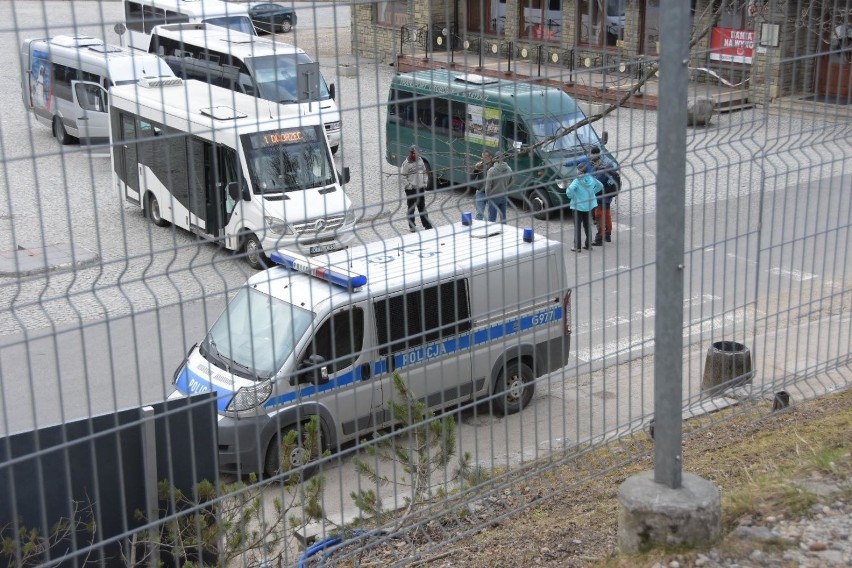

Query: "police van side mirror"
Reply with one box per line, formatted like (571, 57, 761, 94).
(329, 83, 336, 101)
(601, 131, 609, 145)
(291, 354, 329, 386)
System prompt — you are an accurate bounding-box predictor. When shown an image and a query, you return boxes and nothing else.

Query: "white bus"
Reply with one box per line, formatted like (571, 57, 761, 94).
(123, 0, 257, 52)
(109, 78, 356, 269)
(150, 23, 342, 152)
(20, 35, 174, 145)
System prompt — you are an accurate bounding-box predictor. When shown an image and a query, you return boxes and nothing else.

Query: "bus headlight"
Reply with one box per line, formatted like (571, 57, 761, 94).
(265, 216, 294, 235)
(227, 380, 273, 412)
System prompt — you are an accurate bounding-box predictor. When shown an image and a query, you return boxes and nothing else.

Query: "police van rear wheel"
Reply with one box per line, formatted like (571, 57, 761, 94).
(264, 423, 323, 481)
(493, 360, 534, 415)
(243, 233, 269, 270)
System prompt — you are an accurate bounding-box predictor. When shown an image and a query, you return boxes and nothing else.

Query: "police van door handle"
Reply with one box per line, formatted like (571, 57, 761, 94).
(360, 362, 371, 380)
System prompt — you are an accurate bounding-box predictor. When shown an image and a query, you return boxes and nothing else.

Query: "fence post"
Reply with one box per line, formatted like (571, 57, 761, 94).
(617, 0, 721, 552)
(652, 0, 690, 491)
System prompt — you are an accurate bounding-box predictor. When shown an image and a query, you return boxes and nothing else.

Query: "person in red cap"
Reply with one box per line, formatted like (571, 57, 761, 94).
(400, 145, 433, 232)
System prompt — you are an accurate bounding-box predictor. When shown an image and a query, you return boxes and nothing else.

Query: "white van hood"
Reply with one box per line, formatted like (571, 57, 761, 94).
(258, 183, 350, 222)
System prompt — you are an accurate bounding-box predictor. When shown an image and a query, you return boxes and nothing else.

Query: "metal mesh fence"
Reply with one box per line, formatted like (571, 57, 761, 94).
(0, 0, 850, 566)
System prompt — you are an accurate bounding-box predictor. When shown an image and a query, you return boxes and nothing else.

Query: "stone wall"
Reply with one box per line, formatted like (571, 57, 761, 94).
(748, 0, 823, 101)
(352, 0, 825, 99)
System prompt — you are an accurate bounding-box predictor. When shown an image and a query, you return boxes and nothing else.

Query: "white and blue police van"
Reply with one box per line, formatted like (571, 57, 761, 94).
(170, 220, 573, 477)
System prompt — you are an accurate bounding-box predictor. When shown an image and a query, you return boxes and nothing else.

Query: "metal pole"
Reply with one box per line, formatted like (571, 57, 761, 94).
(653, 0, 689, 490)
(508, 41, 512, 73)
(538, 45, 542, 77)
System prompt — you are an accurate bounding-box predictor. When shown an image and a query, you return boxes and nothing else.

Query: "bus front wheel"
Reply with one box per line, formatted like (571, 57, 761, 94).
(530, 188, 551, 220)
(243, 233, 269, 270)
(53, 118, 73, 146)
(145, 194, 168, 227)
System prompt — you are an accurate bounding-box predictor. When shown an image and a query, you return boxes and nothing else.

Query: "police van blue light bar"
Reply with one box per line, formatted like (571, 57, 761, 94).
(270, 251, 367, 290)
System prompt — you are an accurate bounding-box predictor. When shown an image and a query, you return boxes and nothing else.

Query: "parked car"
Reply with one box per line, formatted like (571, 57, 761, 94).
(247, 2, 297, 34)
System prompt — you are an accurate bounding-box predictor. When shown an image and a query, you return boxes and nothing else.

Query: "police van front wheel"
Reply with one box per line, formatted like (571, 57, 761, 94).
(492, 360, 535, 415)
(264, 422, 323, 481)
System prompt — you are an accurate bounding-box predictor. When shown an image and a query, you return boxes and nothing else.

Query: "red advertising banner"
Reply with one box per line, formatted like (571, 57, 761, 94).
(709, 27, 756, 64)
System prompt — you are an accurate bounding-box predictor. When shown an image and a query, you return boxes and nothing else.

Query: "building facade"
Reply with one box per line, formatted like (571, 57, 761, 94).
(352, 0, 851, 103)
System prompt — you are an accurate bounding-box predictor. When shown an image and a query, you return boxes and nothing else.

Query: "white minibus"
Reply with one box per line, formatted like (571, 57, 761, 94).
(123, 0, 257, 52)
(149, 23, 342, 152)
(170, 223, 573, 477)
(109, 78, 355, 269)
(20, 35, 175, 145)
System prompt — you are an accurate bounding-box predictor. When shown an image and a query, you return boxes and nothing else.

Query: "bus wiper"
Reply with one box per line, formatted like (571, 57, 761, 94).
(279, 98, 298, 104)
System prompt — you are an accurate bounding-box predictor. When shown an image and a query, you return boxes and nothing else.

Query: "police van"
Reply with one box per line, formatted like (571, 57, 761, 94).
(20, 35, 174, 145)
(171, 221, 573, 477)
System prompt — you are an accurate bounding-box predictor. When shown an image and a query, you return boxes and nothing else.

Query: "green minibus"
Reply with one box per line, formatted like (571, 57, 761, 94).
(385, 70, 618, 219)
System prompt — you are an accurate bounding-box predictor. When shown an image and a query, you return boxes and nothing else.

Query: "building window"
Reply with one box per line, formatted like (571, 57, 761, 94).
(377, 0, 409, 27)
(518, 0, 562, 42)
(641, 0, 697, 55)
(718, 0, 747, 29)
(578, 0, 624, 47)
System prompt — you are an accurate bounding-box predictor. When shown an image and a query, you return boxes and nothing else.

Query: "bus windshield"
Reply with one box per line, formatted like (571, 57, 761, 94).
(241, 126, 335, 193)
(203, 16, 257, 36)
(200, 287, 314, 379)
(528, 113, 601, 154)
(246, 54, 331, 103)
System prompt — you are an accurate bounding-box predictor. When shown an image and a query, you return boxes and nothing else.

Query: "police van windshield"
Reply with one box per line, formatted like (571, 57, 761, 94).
(529, 113, 600, 154)
(246, 54, 331, 103)
(200, 287, 314, 379)
(204, 16, 257, 36)
(241, 126, 335, 193)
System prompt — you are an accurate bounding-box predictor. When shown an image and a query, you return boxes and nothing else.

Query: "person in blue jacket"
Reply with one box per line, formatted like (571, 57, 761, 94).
(566, 160, 603, 251)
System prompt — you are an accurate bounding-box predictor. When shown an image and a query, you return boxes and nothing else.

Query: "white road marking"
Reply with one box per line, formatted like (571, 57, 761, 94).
(770, 267, 817, 281)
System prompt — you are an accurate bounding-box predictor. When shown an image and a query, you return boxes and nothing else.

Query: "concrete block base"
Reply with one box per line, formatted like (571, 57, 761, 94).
(618, 470, 721, 553)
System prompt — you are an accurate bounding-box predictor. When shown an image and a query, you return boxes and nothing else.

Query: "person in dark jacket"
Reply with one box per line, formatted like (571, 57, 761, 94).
(471, 149, 494, 221)
(589, 146, 620, 245)
(484, 152, 513, 223)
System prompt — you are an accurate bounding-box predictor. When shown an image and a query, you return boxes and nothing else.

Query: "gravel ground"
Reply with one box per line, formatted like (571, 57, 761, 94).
(301, 388, 851, 567)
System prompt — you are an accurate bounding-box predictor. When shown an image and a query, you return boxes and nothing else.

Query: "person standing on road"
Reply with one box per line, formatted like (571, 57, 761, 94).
(589, 146, 620, 246)
(566, 160, 603, 251)
(484, 151, 512, 223)
(400, 145, 433, 232)
(471, 149, 494, 220)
